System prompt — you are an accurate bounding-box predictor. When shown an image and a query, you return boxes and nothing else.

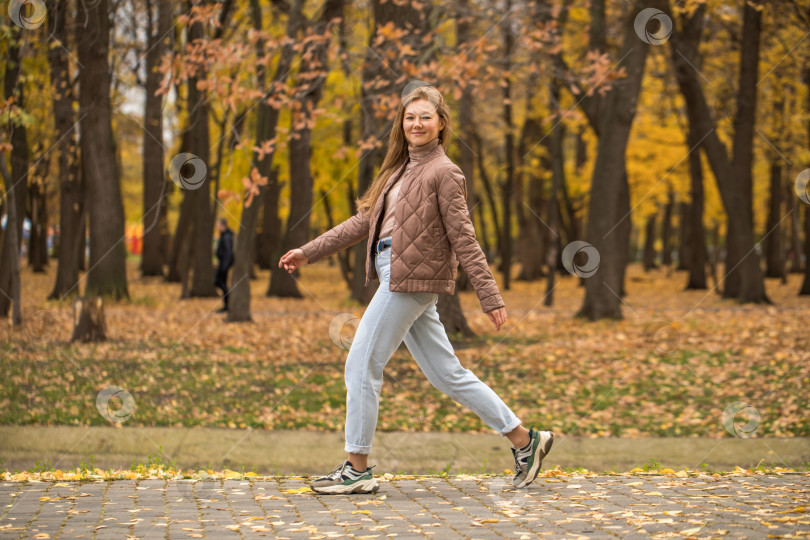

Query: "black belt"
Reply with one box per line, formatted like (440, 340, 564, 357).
(374, 237, 392, 254)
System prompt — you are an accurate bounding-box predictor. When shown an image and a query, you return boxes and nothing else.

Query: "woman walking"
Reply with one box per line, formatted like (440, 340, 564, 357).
(279, 83, 553, 495)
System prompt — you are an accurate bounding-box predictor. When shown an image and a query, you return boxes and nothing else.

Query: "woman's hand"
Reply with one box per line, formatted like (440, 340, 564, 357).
(486, 307, 507, 331)
(279, 248, 309, 273)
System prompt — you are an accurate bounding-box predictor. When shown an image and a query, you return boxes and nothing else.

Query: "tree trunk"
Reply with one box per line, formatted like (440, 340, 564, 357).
(727, 0, 767, 301)
(167, 188, 193, 282)
(576, 0, 659, 320)
(667, 0, 768, 303)
(267, 0, 341, 301)
(801, 203, 810, 295)
(676, 201, 688, 270)
(616, 172, 632, 297)
(455, 0, 475, 293)
(186, 8, 216, 298)
(764, 160, 785, 279)
(436, 296, 472, 336)
(800, 64, 810, 295)
(709, 223, 720, 291)
(228, 0, 302, 320)
(674, 7, 708, 289)
(516, 115, 545, 281)
(498, 0, 514, 291)
(0, 157, 22, 326)
(661, 191, 674, 266)
(563, 126, 586, 247)
(77, 215, 87, 271)
(787, 175, 803, 273)
(474, 133, 502, 258)
(71, 297, 107, 343)
(141, 0, 172, 277)
(28, 174, 48, 272)
(643, 213, 657, 271)
(0, 24, 29, 317)
(77, 0, 129, 300)
(544, 82, 564, 306)
(684, 125, 707, 289)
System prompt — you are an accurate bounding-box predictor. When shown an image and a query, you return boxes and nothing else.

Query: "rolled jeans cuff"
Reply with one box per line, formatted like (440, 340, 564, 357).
(344, 441, 372, 455)
(498, 417, 522, 436)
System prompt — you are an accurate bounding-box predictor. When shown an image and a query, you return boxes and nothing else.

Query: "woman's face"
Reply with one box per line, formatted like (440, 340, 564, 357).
(403, 98, 445, 146)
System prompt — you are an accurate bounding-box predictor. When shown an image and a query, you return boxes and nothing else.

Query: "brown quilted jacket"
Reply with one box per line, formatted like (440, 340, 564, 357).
(299, 142, 505, 313)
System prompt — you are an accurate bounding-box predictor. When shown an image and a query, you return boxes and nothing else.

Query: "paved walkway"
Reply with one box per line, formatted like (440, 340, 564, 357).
(1, 474, 808, 539)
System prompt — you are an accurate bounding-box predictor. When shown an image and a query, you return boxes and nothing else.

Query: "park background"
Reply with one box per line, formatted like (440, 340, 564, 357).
(0, 0, 808, 475)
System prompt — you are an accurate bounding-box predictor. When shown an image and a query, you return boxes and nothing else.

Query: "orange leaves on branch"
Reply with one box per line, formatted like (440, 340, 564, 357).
(582, 49, 624, 97)
(177, 3, 223, 29)
(355, 135, 380, 158)
(398, 44, 417, 57)
(252, 138, 276, 162)
(372, 22, 409, 48)
(400, 59, 418, 76)
(332, 145, 351, 160)
(288, 100, 326, 135)
(526, 22, 563, 55)
(241, 167, 268, 208)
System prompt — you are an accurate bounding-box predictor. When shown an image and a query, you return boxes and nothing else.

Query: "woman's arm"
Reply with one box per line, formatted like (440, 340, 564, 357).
(299, 206, 370, 264)
(436, 164, 505, 314)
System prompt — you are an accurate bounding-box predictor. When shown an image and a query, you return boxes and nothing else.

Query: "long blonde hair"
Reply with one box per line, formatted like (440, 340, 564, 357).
(356, 85, 452, 215)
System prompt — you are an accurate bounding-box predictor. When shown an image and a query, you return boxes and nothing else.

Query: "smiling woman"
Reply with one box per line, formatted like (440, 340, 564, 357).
(279, 81, 554, 496)
(403, 99, 445, 145)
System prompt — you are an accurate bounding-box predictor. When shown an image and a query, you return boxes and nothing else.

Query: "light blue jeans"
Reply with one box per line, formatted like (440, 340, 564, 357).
(344, 236, 522, 454)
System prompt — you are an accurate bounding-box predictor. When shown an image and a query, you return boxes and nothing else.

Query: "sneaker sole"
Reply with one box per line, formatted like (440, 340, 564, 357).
(310, 478, 380, 495)
(514, 431, 554, 488)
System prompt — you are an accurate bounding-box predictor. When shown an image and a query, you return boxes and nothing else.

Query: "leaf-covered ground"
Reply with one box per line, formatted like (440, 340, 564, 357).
(1, 260, 808, 437)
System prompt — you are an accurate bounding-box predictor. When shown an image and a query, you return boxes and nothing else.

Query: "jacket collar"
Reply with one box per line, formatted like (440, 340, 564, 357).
(407, 137, 441, 163)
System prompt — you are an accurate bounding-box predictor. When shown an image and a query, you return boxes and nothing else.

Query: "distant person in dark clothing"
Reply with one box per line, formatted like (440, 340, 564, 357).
(215, 218, 234, 313)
